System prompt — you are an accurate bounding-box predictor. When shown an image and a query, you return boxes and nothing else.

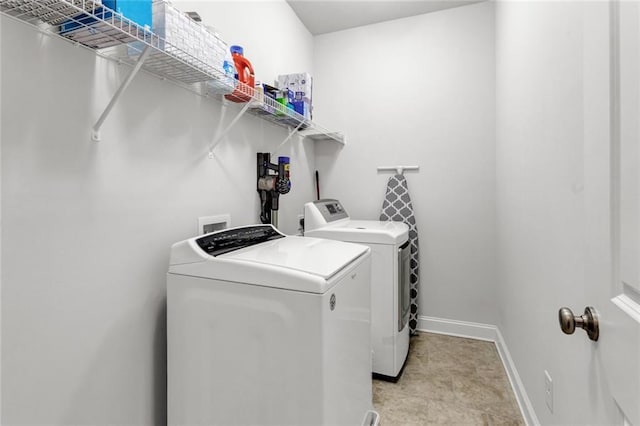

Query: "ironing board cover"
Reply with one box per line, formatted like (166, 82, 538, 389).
(380, 174, 419, 335)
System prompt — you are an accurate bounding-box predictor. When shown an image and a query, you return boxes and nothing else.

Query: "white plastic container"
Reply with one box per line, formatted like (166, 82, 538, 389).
(153, 1, 226, 73)
(127, 0, 228, 83)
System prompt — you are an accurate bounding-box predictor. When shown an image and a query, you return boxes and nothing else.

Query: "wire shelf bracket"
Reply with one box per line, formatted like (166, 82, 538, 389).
(208, 99, 252, 157)
(91, 45, 151, 141)
(274, 120, 306, 152)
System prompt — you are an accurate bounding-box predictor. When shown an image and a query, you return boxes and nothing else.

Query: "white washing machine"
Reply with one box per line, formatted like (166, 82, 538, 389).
(167, 224, 379, 426)
(304, 199, 410, 381)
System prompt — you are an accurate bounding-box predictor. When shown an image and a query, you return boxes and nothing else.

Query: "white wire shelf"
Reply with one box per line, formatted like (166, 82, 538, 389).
(0, 0, 344, 144)
(0, 0, 100, 25)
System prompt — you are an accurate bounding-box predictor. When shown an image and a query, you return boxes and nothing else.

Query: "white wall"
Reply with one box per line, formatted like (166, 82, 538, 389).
(0, 1, 314, 423)
(495, 1, 618, 424)
(313, 2, 497, 325)
(0, 13, 3, 424)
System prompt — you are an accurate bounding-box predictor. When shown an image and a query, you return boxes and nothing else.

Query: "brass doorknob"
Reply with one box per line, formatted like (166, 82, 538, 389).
(558, 306, 599, 341)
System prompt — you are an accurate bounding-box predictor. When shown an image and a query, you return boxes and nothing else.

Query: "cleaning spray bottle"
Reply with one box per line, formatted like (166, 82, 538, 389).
(205, 48, 236, 95)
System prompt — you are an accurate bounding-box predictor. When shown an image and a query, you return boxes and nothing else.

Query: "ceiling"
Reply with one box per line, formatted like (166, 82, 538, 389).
(286, 0, 483, 35)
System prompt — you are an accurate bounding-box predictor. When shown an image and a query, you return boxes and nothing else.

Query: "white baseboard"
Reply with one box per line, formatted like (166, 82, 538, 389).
(417, 315, 498, 341)
(417, 315, 540, 426)
(494, 327, 540, 426)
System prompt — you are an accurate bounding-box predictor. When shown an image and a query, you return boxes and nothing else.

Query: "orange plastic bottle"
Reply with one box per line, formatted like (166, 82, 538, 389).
(225, 45, 255, 103)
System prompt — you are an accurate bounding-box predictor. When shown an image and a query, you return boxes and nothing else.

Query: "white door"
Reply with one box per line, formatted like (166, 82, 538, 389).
(574, 2, 640, 424)
(607, 1, 640, 423)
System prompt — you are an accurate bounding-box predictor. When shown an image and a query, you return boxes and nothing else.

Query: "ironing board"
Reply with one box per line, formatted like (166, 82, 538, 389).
(380, 174, 419, 335)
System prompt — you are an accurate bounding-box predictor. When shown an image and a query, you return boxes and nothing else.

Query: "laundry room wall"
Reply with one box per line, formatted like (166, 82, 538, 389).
(0, 2, 313, 424)
(0, 22, 3, 423)
(312, 2, 498, 326)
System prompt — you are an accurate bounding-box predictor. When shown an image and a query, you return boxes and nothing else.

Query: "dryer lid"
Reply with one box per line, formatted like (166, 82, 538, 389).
(306, 220, 409, 245)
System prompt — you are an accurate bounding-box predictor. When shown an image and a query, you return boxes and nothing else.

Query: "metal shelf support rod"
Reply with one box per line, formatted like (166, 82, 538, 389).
(274, 120, 306, 152)
(91, 45, 152, 141)
(209, 100, 252, 155)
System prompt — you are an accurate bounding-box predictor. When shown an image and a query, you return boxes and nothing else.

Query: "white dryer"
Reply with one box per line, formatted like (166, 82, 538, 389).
(167, 224, 378, 426)
(304, 199, 410, 381)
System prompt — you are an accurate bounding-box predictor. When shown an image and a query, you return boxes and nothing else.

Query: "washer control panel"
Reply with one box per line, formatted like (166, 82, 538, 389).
(196, 225, 285, 257)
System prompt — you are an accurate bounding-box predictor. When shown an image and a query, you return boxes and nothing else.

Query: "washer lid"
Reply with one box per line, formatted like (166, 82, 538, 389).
(223, 235, 368, 279)
(168, 225, 370, 293)
(305, 220, 409, 245)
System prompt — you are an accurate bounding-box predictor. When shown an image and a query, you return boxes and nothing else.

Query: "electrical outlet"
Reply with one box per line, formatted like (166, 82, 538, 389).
(544, 370, 553, 413)
(297, 214, 305, 235)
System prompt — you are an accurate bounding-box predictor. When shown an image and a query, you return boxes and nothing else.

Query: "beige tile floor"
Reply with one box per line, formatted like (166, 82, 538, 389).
(373, 332, 524, 426)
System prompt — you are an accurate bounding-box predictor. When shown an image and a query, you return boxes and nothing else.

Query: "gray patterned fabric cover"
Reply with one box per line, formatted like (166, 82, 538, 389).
(380, 174, 419, 335)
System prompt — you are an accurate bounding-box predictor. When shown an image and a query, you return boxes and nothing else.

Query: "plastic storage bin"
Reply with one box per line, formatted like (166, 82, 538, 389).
(59, 0, 152, 49)
(151, 0, 227, 79)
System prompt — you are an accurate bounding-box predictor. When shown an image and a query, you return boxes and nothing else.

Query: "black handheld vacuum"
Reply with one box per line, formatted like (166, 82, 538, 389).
(257, 153, 291, 227)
